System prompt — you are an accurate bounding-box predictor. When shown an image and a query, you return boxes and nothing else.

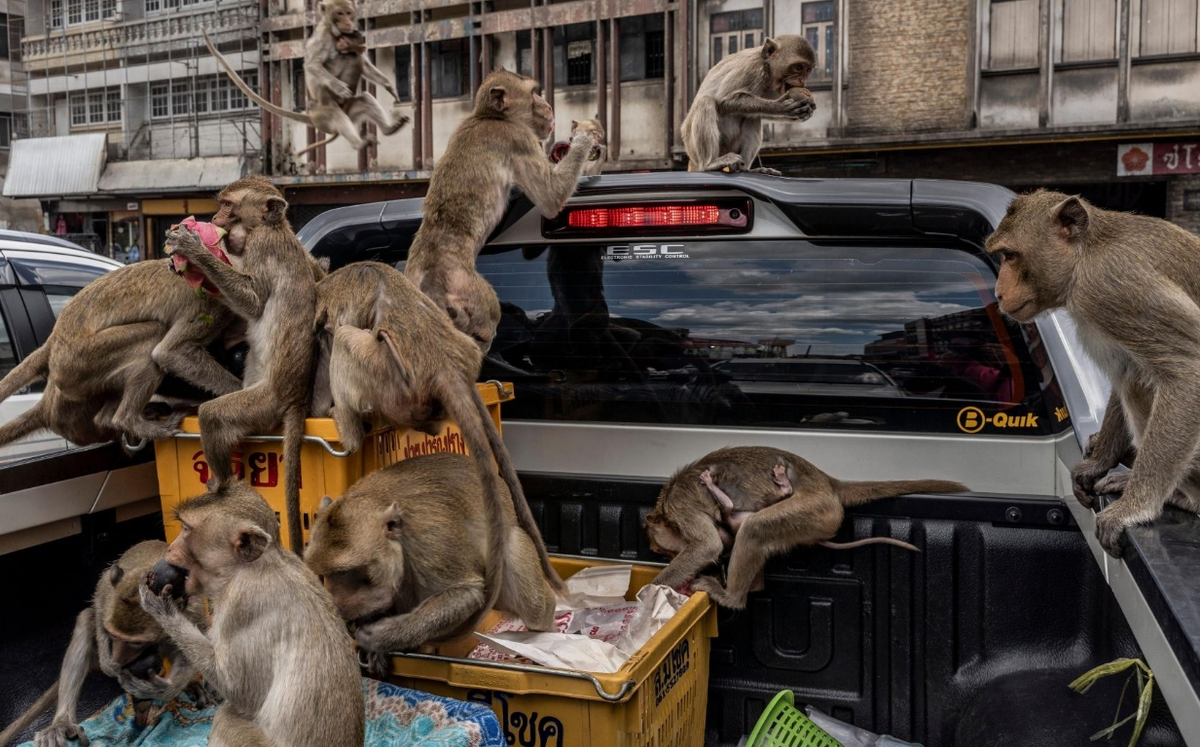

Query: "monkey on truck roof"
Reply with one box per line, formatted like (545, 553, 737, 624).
(646, 446, 967, 609)
(0, 541, 209, 747)
(404, 68, 598, 353)
(202, 0, 407, 158)
(987, 190, 1200, 557)
(140, 483, 364, 747)
(0, 260, 240, 454)
(305, 453, 557, 677)
(682, 35, 817, 175)
(163, 176, 322, 557)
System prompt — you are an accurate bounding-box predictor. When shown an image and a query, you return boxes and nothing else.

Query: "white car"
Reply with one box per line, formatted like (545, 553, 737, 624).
(0, 233, 122, 460)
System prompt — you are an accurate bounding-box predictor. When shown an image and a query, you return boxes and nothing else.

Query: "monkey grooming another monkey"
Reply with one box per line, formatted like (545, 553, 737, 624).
(202, 0, 407, 156)
(646, 446, 967, 609)
(165, 176, 317, 555)
(0, 542, 207, 747)
(404, 68, 598, 352)
(682, 36, 817, 176)
(311, 261, 562, 592)
(305, 453, 556, 675)
(0, 260, 239, 452)
(140, 483, 364, 747)
(986, 190, 1200, 557)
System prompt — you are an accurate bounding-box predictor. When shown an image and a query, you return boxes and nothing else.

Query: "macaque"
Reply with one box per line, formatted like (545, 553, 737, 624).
(139, 483, 364, 747)
(202, 0, 407, 156)
(682, 36, 817, 175)
(305, 453, 556, 676)
(562, 119, 606, 175)
(311, 261, 562, 591)
(0, 542, 207, 747)
(404, 68, 597, 352)
(164, 176, 318, 555)
(986, 189, 1200, 557)
(0, 261, 239, 452)
(647, 446, 967, 609)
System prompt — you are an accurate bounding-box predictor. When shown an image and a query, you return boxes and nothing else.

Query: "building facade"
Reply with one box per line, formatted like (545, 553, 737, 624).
(4, 0, 261, 257)
(0, 0, 42, 231)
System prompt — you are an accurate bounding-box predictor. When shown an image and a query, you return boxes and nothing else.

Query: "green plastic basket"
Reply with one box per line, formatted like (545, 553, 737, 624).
(746, 690, 845, 747)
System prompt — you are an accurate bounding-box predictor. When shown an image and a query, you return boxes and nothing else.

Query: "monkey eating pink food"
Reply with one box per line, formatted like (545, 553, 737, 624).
(168, 216, 231, 297)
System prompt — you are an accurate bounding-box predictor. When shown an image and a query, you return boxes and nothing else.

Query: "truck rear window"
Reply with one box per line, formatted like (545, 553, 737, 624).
(454, 240, 1066, 435)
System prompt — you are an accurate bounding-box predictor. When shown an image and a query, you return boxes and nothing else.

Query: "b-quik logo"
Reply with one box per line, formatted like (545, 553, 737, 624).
(957, 407, 1040, 434)
(604, 244, 689, 261)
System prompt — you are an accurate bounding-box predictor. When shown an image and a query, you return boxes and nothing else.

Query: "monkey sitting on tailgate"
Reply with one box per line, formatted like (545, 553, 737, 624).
(0, 541, 209, 747)
(140, 483, 364, 747)
(165, 176, 320, 556)
(305, 453, 556, 677)
(404, 68, 598, 353)
(310, 261, 562, 594)
(681, 36, 817, 175)
(645, 446, 967, 609)
(986, 190, 1200, 557)
(0, 260, 239, 452)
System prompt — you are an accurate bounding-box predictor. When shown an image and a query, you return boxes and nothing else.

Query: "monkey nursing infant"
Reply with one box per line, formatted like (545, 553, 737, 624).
(646, 446, 967, 609)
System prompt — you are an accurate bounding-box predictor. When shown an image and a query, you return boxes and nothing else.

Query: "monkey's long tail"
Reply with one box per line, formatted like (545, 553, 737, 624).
(295, 134, 338, 156)
(202, 29, 315, 126)
(436, 377, 512, 613)
(282, 406, 305, 555)
(834, 479, 969, 507)
(0, 342, 50, 403)
(0, 679, 58, 746)
(476, 383, 565, 593)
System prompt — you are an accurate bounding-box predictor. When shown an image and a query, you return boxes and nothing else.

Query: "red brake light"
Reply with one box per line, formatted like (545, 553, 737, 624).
(568, 205, 723, 229)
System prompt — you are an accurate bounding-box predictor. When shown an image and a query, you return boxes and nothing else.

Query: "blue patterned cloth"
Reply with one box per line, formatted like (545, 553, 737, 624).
(20, 678, 504, 747)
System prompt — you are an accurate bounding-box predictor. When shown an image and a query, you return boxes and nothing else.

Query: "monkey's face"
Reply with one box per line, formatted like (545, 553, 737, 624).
(213, 181, 288, 257)
(764, 36, 816, 94)
(169, 507, 273, 596)
(644, 511, 685, 559)
(985, 189, 1084, 322)
(306, 500, 403, 623)
(104, 562, 166, 668)
(320, 0, 356, 35)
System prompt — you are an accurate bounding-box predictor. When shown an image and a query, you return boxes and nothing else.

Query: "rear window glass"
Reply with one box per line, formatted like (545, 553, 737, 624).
(419, 240, 1061, 435)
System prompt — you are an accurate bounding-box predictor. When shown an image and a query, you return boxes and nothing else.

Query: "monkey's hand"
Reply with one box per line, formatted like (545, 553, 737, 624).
(34, 719, 90, 747)
(692, 575, 745, 610)
(164, 225, 206, 266)
(355, 615, 419, 655)
(1071, 458, 1111, 509)
(384, 84, 400, 101)
(1094, 500, 1146, 558)
(139, 573, 186, 623)
(117, 668, 177, 702)
(774, 92, 815, 120)
(329, 78, 354, 101)
(570, 130, 595, 152)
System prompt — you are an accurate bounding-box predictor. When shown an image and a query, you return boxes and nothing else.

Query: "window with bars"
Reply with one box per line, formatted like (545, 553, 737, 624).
(0, 113, 11, 149)
(172, 81, 191, 115)
(107, 89, 121, 121)
(802, 1, 837, 80)
(710, 9, 763, 70)
(101, 0, 116, 18)
(151, 73, 259, 118)
(84, 0, 99, 23)
(562, 23, 595, 86)
(394, 46, 412, 101)
(1138, 0, 1199, 56)
(68, 88, 122, 126)
(70, 95, 87, 126)
(7, 15, 22, 61)
(431, 39, 466, 98)
(618, 15, 666, 81)
(151, 84, 170, 117)
(51, 0, 64, 29)
(144, 0, 160, 11)
(67, 0, 82, 26)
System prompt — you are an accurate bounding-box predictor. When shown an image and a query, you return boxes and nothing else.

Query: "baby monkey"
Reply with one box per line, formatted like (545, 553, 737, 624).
(140, 483, 364, 747)
(647, 446, 967, 609)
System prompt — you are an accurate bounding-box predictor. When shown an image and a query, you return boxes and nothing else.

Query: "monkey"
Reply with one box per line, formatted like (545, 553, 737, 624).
(646, 446, 968, 609)
(202, 0, 407, 156)
(0, 541, 208, 747)
(305, 453, 556, 676)
(404, 68, 598, 353)
(681, 36, 817, 176)
(985, 189, 1200, 558)
(310, 261, 563, 592)
(139, 483, 364, 747)
(550, 119, 606, 175)
(0, 260, 239, 452)
(164, 175, 317, 555)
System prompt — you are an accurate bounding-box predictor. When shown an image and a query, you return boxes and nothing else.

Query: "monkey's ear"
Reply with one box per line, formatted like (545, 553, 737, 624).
(762, 37, 779, 60)
(1054, 196, 1090, 241)
(318, 1, 327, 13)
(487, 85, 509, 113)
(319, 495, 333, 513)
(264, 196, 288, 225)
(571, 119, 579, 130)
(382, 502, 403, 541)
(234, 525, 271, 563)
(109, 564, 125, 586)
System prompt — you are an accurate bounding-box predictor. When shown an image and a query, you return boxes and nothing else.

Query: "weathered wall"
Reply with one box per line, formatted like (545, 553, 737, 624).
(1168, 175, 1200, 236)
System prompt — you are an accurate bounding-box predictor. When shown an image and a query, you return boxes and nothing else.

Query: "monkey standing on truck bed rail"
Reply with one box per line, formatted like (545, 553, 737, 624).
(310, 261, 563, 594)
(986, 189, 1200, 557)
(164, 176, 320, 555)
(646, 446, 967, 609)
(0, 542, 208, 747)
(403, 68, 598, 353)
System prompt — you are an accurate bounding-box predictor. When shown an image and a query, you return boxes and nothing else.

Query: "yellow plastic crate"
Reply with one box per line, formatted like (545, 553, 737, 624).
(153, 381, 514, 549)
(386, 557, 719, 747)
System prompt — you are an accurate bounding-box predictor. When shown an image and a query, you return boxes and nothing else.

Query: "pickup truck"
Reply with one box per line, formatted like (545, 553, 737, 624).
(1, 174, 1195, 746)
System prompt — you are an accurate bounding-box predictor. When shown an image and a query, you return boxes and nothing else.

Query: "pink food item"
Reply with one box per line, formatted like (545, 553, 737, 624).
(169, 216, 231, 296)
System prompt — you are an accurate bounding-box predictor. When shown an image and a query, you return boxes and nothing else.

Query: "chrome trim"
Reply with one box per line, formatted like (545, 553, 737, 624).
(169, 432, 352, 458)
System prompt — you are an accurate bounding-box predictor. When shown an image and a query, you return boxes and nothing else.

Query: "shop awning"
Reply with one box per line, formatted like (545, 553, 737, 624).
(2, 134, 107, 198)
(98, 156, 246, 195)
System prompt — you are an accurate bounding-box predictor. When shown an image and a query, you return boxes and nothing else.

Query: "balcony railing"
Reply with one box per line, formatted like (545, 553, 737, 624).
(22, 5, 258, 64)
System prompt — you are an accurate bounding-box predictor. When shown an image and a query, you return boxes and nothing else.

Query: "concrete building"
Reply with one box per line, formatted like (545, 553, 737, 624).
(2, 0, 261, 257)
(0, 1, 43, 231)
